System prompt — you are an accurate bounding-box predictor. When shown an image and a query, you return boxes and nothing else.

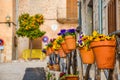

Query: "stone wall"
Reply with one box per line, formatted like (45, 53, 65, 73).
(18, 0, 77, 58)
(81, 0, 93, 35)
(80, 0, 120, 79)
(0, 0, 16, 62)
(93, 0, 99, 31)
(81, 0, 120, 35)
(81, 0, 99, 35)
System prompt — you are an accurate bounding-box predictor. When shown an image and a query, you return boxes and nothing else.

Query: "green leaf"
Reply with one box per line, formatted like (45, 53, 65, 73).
(16, 13, 46, 39)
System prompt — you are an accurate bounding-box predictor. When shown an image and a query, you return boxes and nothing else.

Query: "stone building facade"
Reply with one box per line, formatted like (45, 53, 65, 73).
(81, 0, 120, 35)
(17, 0, 78, 59)
(81, 0, 120, 79)
(0, 0, 79, 61)
(0, 0, 119, 62)
(0, 0, 16, 62)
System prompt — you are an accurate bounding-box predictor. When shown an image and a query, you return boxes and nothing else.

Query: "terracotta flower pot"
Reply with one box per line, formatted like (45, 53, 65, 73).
(55, 50, 58, 54)
(58, 48, 66, 58)
(79, 47, 94, 64)
(65, 76, 79, 80)
(61, 41, 70, 54)
(53, 64, 60, 71)
(65, 35, 76, 51)
(46, 47, 53, 56)
(48, 65, 53, 70)
(90, 40, 116, 69)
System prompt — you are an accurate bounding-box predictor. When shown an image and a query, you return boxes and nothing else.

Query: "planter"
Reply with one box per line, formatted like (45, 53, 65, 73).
(55, 50, 58, 54)
(65, 36, 76, 50)
(48, 65, 53, 70)
(46, 47, 53, 56)
(65, 76, 79, 80)
(90, 40, 116, 69)
(60, 78, 65, 80)
(61, 41, 70, 54)
(58, 48, 66, 58)
(53, 64, 60, 71)
(79, 47, 94, 64)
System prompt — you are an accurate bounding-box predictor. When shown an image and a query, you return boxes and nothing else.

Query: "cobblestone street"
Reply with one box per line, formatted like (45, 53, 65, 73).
(0, 60, 47, 80)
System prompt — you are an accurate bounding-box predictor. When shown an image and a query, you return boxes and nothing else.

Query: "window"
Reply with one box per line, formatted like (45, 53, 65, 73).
(66, 0, 78, 19)
(108, 0, 116, 33)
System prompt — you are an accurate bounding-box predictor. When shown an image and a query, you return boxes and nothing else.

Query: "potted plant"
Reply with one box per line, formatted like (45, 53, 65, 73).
(46, 42, 53, 56)
(78, 32, 94, 64)
(54, 36, 66, 58)
(56, 35, 70, 54)
(65, 29, 76, 51)
(90, 31, 116, 69)
(65, 74, 79, 80)
(59, 72, 79, 80)
(16, 13, 46, 60)
(58, 29, 76, 51)
(59, 72, 66, 80)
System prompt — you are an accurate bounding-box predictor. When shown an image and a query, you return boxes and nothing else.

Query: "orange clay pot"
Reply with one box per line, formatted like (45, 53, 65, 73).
(90, 40, 116, 69)
(61, 41, 70, 54)
(58, 47, 66, 58)
(48, 65, 53, 70)
(79, 47, 94, 64)
(65, 35, 76, 51)
(46, 47, 53, 56)
(53, 64, 60, 71)
(55, 50, 58, 54)
(65, 76, 79, 80)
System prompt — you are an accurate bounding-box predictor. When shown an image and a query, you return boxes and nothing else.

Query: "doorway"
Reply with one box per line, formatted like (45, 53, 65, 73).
(108, 0, 116, 33)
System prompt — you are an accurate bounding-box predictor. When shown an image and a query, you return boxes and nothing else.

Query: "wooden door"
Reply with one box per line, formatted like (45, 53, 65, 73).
(29, 38, 42, 49)
(108, 0, 116, 33)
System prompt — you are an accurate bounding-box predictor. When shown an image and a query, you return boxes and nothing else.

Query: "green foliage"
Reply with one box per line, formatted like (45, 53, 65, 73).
(47, 42, 53, 47)
(56, 36, 64, 45)
(16, 13, 46, 39)
(47, 72, 52, 80)
(65, 29, 76, 37)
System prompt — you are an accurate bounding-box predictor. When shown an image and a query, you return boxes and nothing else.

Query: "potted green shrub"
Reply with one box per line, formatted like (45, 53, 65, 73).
(16, 13, 46, 60)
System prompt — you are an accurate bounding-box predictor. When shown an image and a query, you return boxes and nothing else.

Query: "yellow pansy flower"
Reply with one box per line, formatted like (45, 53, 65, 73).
(105, 36, 111, 40)
(92, 31, 99, 37)
(89, 36, 93, 41)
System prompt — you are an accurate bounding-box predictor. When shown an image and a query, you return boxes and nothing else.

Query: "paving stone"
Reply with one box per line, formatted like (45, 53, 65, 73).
(0, 60, 47, 80)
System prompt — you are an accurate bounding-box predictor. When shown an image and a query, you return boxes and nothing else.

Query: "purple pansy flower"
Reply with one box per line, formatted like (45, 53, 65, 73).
(79, 35, 83, 39)
(57, 29, 66, 36)
(80, 32, 83, 34)
(60, 29, 66, 35)
(57, 32, 61, 35)
(78, 40, 82, 44)
(67, 29, 75, 33)
(42, 49, 46, 53)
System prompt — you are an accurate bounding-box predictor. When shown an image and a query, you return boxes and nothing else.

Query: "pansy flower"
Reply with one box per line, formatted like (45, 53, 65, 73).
(57, 29, 66, 37)
(65, 28, 76, 36)
(67, 29, 76, 33)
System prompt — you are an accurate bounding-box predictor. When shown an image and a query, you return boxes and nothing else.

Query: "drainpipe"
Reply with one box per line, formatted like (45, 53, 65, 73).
(76, 1, 83, 80)
(16, 0, 19, 29)
(78, 1, 82, 28)
(98, 0, 103, 34)
(15, 0, 19, 59)
(76, 0, 82, 33)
